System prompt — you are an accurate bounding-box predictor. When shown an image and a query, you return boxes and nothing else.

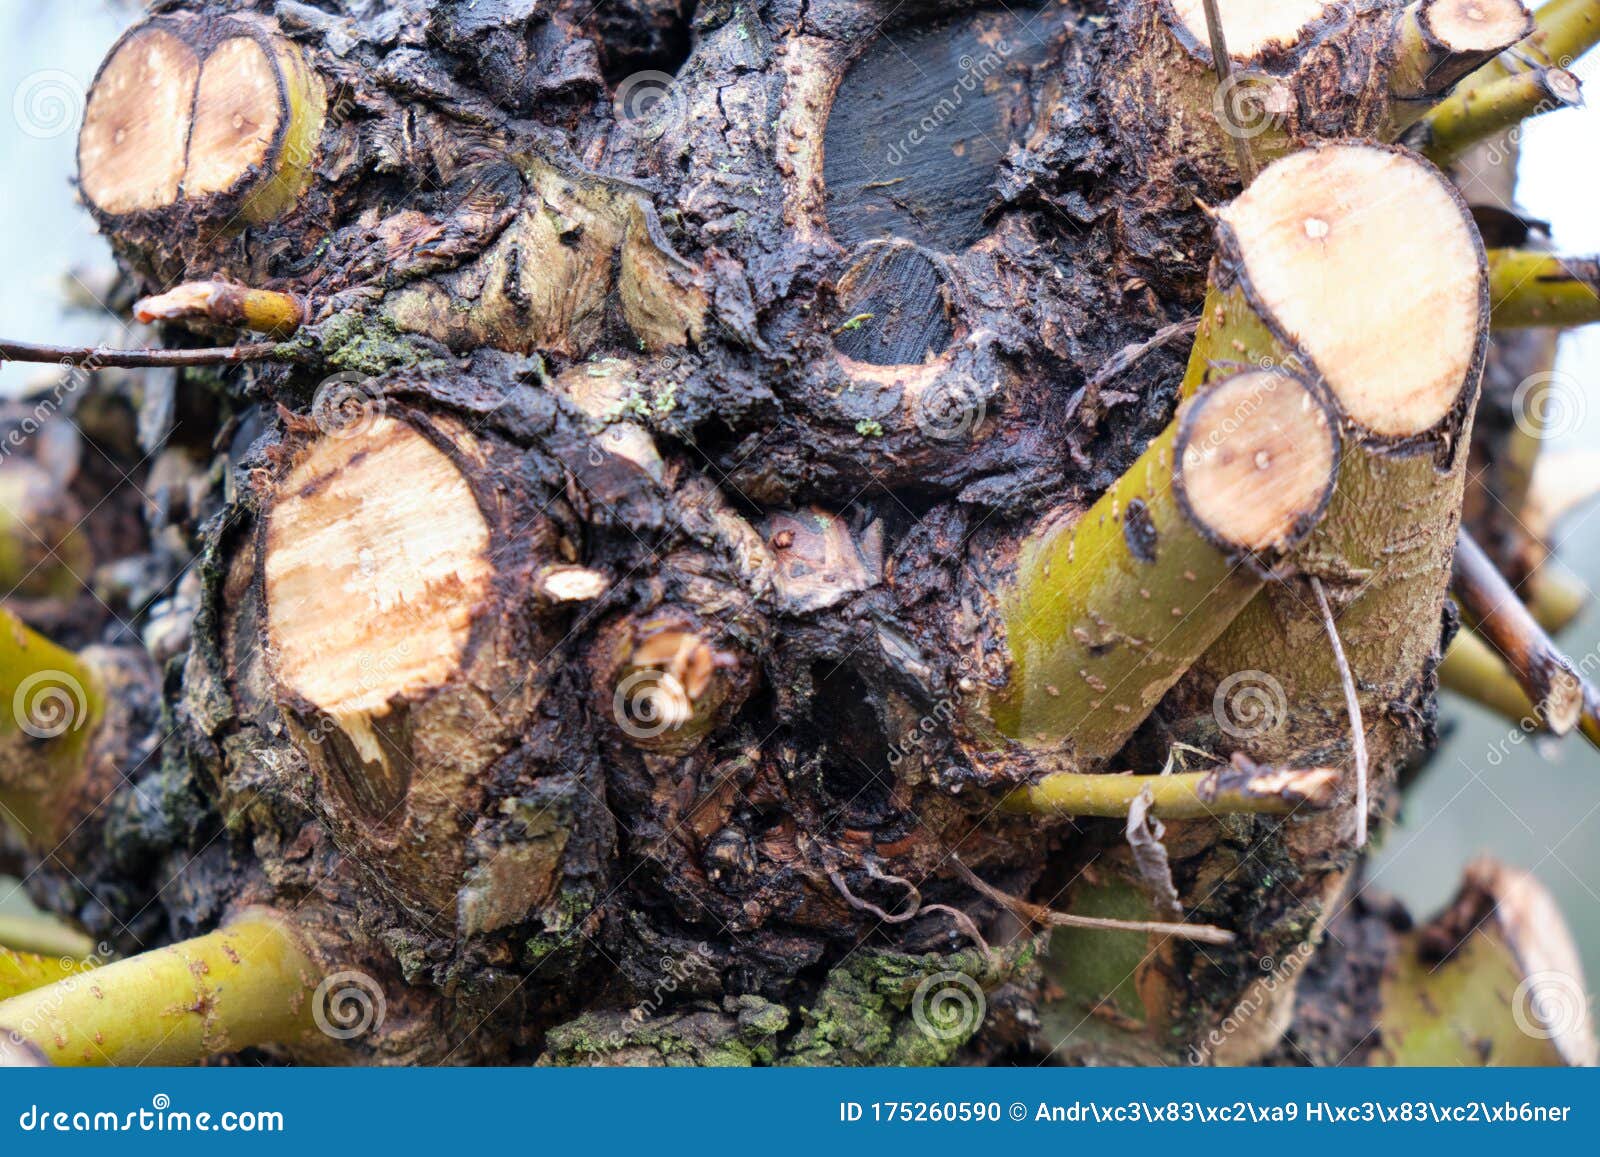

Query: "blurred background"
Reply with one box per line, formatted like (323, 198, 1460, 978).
(3, 2, 1599, 988)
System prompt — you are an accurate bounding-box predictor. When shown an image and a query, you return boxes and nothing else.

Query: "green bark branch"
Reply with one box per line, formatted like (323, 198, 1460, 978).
(1002, 756, 1341, 820)
(1451, 530, 1585, 733)
(1386, 0, 1537, 134)
(984, 369, 1337, 754)
(1371, 859, 1597, 1066)
(1461, 0, 1600, 89)
(0, 607, 105, 846)
(0, 911, 325, 1067)
(0, 912, 95, 960)
(1438, 626, 1600, 750)
(1527, 562, 1590, 633)
(1488, 249, 1600, 328)
(1174, 144, 1486, 772)
(1440, 626, 1547, 722)
(1, 947, 97, 1002)
(1412, 65, 1582, 167)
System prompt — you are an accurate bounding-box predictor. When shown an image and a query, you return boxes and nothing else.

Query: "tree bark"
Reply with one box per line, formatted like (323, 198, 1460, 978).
(0, 0, 1595, 1069)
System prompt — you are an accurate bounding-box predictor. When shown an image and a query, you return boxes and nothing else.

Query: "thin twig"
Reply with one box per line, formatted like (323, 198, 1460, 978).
(1076, 316, 1201, 429)
(950, 857, 1235, 946)
(1200, 0, 1258, 184)
(1002, 758, 1340, 819)
(1451, 529, 1585, 734)
(829, 859, 921, 923)
(0, 338, 288, 368)
(824, 860, 988, 952)
(920, 904, 991, 955)
(1310, 576, 1368, 849)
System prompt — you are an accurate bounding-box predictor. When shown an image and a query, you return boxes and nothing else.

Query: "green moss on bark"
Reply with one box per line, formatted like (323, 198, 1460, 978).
(541, 995, 790, 1067)
(782, 943, 1039, 1067)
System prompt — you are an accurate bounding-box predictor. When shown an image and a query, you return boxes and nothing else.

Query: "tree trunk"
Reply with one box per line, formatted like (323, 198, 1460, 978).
(1, 0, 1597, 1067)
